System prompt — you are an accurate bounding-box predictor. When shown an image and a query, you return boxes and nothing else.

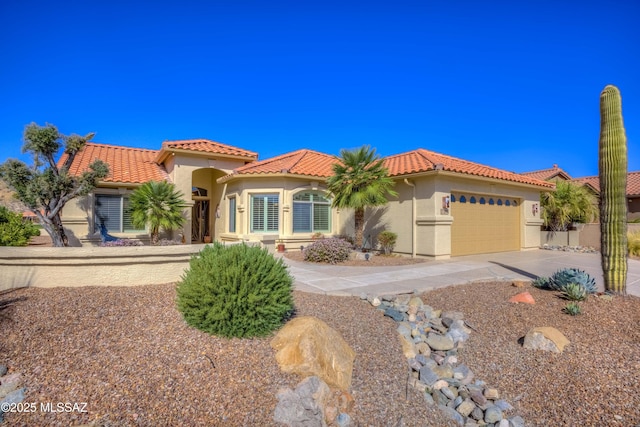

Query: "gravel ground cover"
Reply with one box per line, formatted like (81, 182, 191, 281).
(1, 273, 638, 426)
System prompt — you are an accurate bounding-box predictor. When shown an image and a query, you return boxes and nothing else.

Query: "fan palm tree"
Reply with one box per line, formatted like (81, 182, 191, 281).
(128, 181, 187, 244)
(541, 180, 598, 231)
(327, 145, 397, 249)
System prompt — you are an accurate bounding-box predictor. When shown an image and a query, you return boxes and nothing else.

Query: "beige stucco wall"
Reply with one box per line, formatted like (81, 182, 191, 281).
(219, 176, 351, 251)
(0, 245, 207, 290)
(363, 172, 545, 258)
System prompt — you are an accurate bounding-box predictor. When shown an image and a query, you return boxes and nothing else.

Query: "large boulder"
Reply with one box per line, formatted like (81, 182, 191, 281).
(523, 327, 570, 353)
(271, 316, 356, 390)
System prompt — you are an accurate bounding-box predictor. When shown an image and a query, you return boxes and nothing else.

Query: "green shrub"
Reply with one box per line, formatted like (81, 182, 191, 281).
(550, 268, 597, 294)
(0, 207, 39, 246)
(176, 243, 294, 338)
(628, 231, 640, 256)
(377, 230, 397, 255)
(562, 283, 588, 301)
(563, 302, 582, 316)
(303, 237, 352, 264)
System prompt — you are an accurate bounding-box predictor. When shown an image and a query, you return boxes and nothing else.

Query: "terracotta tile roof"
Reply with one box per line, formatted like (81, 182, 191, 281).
(520, 164, 572, 181)
(384, 149, 554, 188)
(221, 149, 339, 181)
(59, 143, 169, 184)
(158, 139, 258, 161)
(573, 171, 640, 196)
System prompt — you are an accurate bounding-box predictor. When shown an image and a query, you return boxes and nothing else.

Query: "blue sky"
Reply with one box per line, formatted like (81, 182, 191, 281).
(1, 0, 638, 178)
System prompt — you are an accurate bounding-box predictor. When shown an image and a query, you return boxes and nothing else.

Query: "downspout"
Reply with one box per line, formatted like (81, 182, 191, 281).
(404, 179, 417, 258)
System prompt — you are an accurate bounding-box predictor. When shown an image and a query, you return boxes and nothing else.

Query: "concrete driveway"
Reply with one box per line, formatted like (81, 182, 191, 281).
(283, 250, 640, 297)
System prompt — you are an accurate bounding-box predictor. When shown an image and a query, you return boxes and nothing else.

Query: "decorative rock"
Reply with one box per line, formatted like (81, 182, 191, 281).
(271, 316, 356, 390)
(441, 386, 456, 400)
(484, 388, 500, 400)
(370, 297, 381, 307)
(508, 415, 525, 427)
(423, 392, 435, 405)
(447, 328, 470, 344)
(409, 296, 424, 307)
(498, 419, 510, 427)
(414, 353, 430, 366)
(508, 292, 535, 304)
(1, 387, 26, 407)
(384, 307, 405, 322)
(456, 399, 476, 417)
(432, 380, 449, 390)
(0, 373, 22, 399)
(438, 404, 465, 426)
(484, 405, 503, 423)
(441, 311, 464, 328)
(470, 406, 484, 421)
(419, 366, 440, 386)
(511, 280, 529, 288)
(395, 294, 411, 305)
(408, 358, 422, 371)
(336, 413, 351, 427)
(0, 366, 7, 377)
(273, 376, 330, 427)
(426, 333, 455, 351)
(469, 388, 487, 406)
(432, 365, 454, 379)
(432, 390, 449, 405)
(523, 327, 570, 353)
(397, 323, 412, 339)
(399, 335, 417, 359)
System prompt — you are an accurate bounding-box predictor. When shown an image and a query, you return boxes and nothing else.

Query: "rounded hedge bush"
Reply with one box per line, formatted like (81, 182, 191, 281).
(303, 237, 352, 264)
(176, 242, 294, 338)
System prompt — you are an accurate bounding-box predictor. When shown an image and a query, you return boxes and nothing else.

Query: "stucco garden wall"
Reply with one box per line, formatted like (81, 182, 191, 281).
(578, 223, 640, 249)
(0, 245, 207, 291)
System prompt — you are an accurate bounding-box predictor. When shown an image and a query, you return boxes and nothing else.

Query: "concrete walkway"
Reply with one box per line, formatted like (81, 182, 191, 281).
(283, 250, 640, 297)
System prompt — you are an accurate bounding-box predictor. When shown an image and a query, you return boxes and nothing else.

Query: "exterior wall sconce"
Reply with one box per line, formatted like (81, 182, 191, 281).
(532, 203, 539, 216)
(364, 253, 370, 261)
(300, 245, 304, 251)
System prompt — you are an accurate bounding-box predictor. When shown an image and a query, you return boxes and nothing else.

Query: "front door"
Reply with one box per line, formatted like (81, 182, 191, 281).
(192, 200, 210, 243)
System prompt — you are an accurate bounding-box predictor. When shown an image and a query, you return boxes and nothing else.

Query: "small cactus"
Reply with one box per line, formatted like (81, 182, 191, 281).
(598, 85, 628, 294)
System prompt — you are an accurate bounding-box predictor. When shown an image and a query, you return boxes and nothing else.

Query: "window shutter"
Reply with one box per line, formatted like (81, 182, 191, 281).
(266, 195, 279, 231)
(95, 195, 122, 232)
(293, 203, 311, 232)
(313, 204, 330, 231)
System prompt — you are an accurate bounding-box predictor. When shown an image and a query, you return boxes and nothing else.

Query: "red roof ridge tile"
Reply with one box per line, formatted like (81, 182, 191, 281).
(161, 138, 258, 158)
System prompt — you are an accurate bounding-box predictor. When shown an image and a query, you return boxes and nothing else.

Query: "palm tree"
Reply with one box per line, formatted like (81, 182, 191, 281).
(541, 180, 598, 232)
(128, 181, 187, 244)
(327, 146, 397, 249)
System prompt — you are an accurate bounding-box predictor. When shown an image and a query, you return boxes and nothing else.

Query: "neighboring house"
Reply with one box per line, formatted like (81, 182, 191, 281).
(521, 165, 640, 219)
(60, 139, 553, 258)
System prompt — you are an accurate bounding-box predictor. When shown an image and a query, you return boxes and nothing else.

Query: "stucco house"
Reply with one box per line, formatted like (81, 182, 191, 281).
(521, 165, 640, 220)
(60, 139, 553, 258)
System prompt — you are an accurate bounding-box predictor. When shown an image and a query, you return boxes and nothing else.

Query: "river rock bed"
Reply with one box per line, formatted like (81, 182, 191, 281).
(361, 292, 524, 427)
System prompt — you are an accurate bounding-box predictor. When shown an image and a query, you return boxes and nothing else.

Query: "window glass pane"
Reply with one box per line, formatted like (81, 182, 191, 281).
(505, 200, 511, 206)
(479, 197, 486, 204)
(489, 198, 495, 205)
(293, 203, 311, 232)
(95, 195, 122, 232)
(229, 197, 236, 233)
(313, 204, 330, 231)
(470, 196, 476, 204)
(460, 195, 466, 203)
(294, 192, 312, 202)
(451, 194, 456, 202)
(497, 199, 503, 206)
(314, 194, 329, 203)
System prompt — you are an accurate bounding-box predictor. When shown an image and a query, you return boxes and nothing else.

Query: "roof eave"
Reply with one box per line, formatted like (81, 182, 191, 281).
(392, 170, 554, 191)
(156, 147, 258, 165)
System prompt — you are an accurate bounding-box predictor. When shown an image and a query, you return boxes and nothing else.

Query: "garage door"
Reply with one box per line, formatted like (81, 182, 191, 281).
(450, 193, 520, 256)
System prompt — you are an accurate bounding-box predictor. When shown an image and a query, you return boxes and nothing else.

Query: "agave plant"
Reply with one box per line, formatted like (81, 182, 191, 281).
(550, 268, 597, 294)
(563, 302, 582, 316)
(562, 283, 588, 301)
(532, 276, 552, 289)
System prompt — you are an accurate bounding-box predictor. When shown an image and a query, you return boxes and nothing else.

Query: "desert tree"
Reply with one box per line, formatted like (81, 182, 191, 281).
(0, 123, 108, 246)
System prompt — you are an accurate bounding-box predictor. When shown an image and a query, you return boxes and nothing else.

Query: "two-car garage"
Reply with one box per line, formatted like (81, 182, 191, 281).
(450, 192, 521, 256)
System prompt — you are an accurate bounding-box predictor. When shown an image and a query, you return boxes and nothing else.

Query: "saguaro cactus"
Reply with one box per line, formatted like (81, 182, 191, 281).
(598, 85, 628, 294)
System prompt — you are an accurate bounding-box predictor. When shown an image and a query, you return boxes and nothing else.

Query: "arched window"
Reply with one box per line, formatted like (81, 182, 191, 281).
(460, 195, 467, 203)
(497, 199, 503, 206)
(479, 197, 486, 204)
(470, 196, 476, 204)
(513, 200, 518, 206)
(451, 194, 456, 203)
(489, 198, 495, 205)
(293, 192, 331, 233)
(505, 200, 511, 206)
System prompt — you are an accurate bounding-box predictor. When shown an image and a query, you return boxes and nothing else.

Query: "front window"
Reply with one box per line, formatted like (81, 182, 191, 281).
(251, 194, 279, 232)
(94, 194, 141, 233)
(228, 196, 236, 233)
(293, 192, 331, 233)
